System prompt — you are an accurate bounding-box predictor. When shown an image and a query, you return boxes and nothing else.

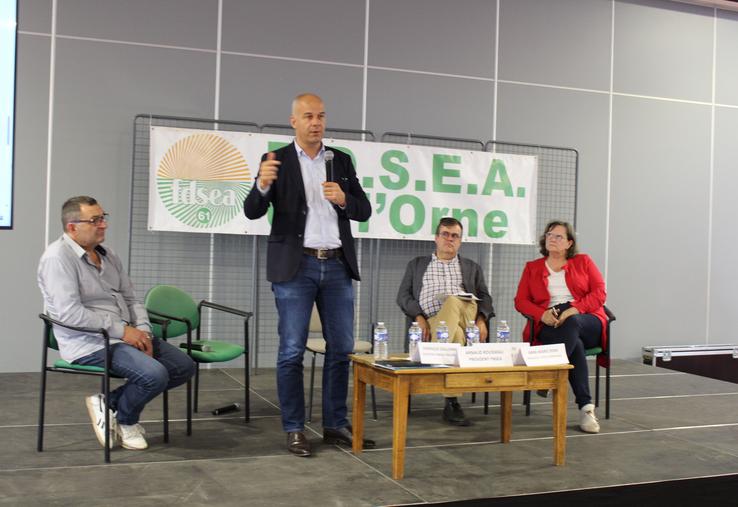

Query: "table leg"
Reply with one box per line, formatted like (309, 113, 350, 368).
(352, 363, 366, 455)
(500, 391, 512, 443)
(552, 371, 568, 465)
(391, 376, 410, 480)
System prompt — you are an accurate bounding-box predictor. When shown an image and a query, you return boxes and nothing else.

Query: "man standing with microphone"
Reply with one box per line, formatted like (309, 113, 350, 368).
(244, 93, 373, 457)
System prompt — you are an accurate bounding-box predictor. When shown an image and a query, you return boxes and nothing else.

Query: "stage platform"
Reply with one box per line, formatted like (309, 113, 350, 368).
(2, 357, 737, 506)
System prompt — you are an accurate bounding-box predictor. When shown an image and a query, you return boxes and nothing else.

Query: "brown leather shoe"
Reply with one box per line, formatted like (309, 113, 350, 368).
(286, 431, 312, 457)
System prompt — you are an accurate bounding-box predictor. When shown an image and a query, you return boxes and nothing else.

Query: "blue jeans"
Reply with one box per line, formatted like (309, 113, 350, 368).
(538, 314, 602, 409)
(74, 337, 196, 425)
(272, 254, 354, 432)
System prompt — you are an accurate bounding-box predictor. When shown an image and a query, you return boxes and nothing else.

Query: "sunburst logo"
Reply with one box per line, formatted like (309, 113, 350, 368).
(156, 133, 251, 228)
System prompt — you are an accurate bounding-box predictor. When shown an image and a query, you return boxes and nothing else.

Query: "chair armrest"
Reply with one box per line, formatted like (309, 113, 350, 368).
(518, 312, 536, 343)
(39, 313, 110, 338)
(199, 300, 253, 320)
(604, 305, 616, 322)
(146, 309, 194, 330)
(148, 316, 171, 340)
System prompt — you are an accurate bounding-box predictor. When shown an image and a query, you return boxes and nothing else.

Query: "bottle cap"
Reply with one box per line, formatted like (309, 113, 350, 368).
(377, 322, 385, 326)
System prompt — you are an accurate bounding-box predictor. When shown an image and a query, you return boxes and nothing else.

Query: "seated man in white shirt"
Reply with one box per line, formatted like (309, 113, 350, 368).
(38, 196, 195, 450)
(396, 217, 494, 425)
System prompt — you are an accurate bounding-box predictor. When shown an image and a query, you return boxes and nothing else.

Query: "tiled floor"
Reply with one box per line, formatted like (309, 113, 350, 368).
(2, 358, 738, 506)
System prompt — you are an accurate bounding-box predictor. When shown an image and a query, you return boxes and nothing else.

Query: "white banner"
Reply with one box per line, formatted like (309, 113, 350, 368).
(148, 126, 538, 244)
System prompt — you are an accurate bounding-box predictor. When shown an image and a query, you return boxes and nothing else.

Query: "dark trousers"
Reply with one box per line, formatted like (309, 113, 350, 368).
(272, 254, 354, 432)
(538, 314, 601, 409)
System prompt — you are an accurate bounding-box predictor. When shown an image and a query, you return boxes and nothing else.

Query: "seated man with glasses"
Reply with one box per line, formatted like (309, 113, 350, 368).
(397, 217, 494, 426)
(37, 196, 195, 450)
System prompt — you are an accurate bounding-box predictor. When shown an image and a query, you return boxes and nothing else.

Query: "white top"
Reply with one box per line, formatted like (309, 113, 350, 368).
(257, 140, 341, 249)
(546, 261, 573, 306)
(294, 142, 342, 249)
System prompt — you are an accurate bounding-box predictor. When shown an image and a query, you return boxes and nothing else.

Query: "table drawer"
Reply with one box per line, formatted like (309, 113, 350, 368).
(445, 371, 528, 389)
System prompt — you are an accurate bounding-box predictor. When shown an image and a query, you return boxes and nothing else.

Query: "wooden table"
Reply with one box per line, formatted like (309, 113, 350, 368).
(350, 355, 573, 479)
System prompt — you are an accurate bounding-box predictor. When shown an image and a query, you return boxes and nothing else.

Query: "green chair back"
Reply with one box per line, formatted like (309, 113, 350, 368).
(46, 325, 60, 351)
(145, 285, 200, 338)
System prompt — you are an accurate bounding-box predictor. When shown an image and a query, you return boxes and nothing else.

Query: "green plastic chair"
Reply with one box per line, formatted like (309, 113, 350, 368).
(144, 285, 251, 435)
(37, 313, 171, 463)
(521, 305, 616, 419)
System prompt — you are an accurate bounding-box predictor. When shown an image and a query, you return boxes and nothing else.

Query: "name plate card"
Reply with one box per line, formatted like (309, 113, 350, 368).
(521, 343, 568, 366)
(458, 343, 515, 368)
(510, 342, 530, 366)
(417, 342, 461, 366)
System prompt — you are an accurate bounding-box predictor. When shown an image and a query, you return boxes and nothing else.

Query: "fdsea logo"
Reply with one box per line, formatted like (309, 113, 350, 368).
(156, 133, 251, 228)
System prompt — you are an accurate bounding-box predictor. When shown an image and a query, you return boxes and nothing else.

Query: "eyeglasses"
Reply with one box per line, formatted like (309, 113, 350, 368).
(439, 231, 461, 240)
(545, 232, 566, 242)
(71, 213, 109, 226)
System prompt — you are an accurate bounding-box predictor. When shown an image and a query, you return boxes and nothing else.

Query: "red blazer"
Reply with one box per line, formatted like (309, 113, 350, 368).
(514, 254, 608, 365)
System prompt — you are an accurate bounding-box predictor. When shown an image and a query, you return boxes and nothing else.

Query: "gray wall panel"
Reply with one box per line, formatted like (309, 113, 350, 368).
(222, 0, 365, 64)
(499, 0, 611, 90)
(609, 96, 711, 356)
(709, 107, 738, 342)
(9, 0, 738, 371)
(614, 0, 713, 101)
(219, 55, 364, 128)
(369, 0, 496, 77)
(57, 0, 218, 49)
(0, 34, 51, 372)
(716, 11, 738, 106)
(51, 39, 216, 266)
(496, 83, 610, 268)
(366, 69, 494, 140)
(18, 0, 51, 33)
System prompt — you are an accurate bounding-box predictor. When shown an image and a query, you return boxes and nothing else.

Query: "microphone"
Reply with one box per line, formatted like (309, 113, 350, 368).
(212, 403, 240, 416)
(324, 150, 334, 183)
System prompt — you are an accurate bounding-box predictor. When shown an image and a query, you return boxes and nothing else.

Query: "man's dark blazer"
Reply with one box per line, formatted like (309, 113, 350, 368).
(396, 255, 495, 322)
(243, 142, 371, 283)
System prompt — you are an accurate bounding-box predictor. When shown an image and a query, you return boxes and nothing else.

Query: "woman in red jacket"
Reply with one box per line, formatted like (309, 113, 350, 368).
(514, 220, 607, 433)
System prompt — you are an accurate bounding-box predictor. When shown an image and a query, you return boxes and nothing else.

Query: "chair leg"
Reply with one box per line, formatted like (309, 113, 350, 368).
(103, 373, 111, 464)
(471, 392, 476, 404)
(162, 390, 169, 444)
(244, 351, 250, 423)
(186, 378, 192, 436)
(371, 386, 378, 420)
(595, 362, 601, 408)
(484, 392, 489, 415)
(523, 390, 531, 416)
(37, 368, 47, 452)
(606, 364, 611, 420)
(307, 352, 317, 423)
(194, 363, 200, 413)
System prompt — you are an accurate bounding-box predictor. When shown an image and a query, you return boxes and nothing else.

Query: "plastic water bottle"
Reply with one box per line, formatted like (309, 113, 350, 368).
(408, 322, 422, 358)
(496, 320, 511, 343)
(374, 322, 389, 360)
(436, 321, 449, 343)
(465, 320, 480, 346)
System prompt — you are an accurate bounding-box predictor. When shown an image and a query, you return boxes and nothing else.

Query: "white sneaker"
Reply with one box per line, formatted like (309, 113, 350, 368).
(579, 403, 600, 433)
(117, 423, 148, 450)
(85, 394, 118, 448)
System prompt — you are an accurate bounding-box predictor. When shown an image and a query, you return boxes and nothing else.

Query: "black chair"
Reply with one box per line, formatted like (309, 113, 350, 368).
(401, 315, 491, 414)
(37, 314, 171, 463)
(521, 305, 616, 419)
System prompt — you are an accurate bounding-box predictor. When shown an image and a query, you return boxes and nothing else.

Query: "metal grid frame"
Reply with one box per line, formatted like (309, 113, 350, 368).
(129, 116, 577, 369)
